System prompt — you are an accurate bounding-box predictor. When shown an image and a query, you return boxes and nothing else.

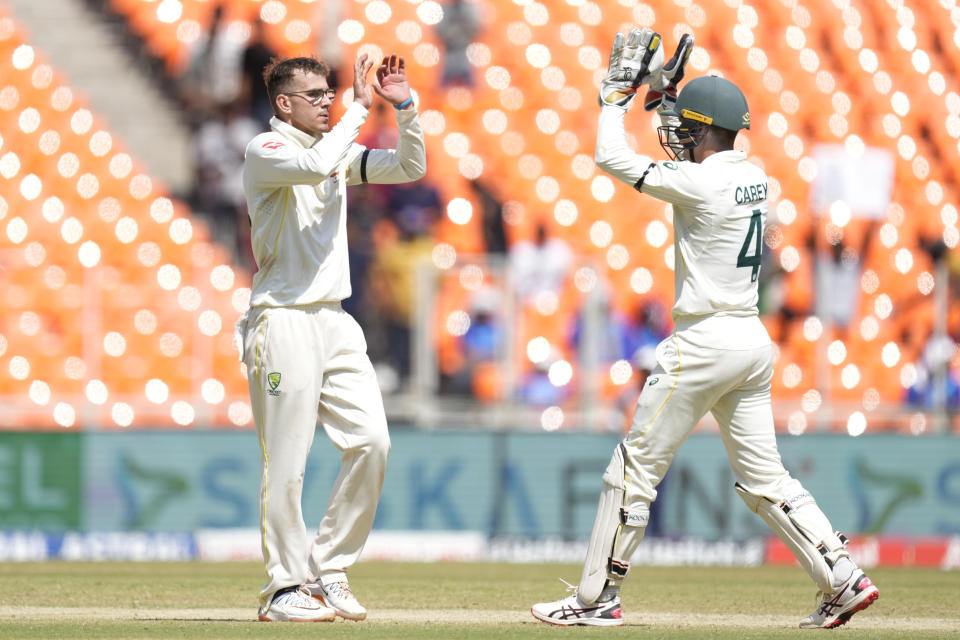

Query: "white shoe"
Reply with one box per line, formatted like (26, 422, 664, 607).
(531, 582, 623, 627)
(258, 585, 336, 622)
(307, 579, 367, 621)
(799, 569, 879, 629)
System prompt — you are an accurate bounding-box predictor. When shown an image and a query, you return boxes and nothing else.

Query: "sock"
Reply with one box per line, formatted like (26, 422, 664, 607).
(598, 581, 622, 602)
(833, 556, 855, 584)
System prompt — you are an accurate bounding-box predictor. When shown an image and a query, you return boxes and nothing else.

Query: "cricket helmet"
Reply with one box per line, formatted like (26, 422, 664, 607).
(658, 76, 750, 161)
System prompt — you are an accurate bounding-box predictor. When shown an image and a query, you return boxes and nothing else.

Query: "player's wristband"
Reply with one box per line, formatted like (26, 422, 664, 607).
(394, 97, 413, 110)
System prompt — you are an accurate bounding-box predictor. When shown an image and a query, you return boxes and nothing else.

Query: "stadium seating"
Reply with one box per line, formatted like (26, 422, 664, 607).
(2, 0, 959, 433)
(0, 7, 250, 429)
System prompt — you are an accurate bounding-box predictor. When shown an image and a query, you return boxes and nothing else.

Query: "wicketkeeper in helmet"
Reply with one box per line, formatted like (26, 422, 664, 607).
(531, 29, 878, 629)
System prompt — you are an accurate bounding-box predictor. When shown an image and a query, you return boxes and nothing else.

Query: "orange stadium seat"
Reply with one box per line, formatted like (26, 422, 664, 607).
(0, 12, 251, 429)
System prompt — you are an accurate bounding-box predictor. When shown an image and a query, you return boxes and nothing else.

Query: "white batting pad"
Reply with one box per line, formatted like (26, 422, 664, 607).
(735, 482, 849, 592)
(578, 446, 650, 604)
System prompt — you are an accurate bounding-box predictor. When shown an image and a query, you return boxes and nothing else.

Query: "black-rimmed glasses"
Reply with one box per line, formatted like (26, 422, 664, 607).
(284, 88, 337, 105)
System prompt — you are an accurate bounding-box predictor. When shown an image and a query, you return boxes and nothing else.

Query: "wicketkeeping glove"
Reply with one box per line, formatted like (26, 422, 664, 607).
(599, 28, 663, 109)
(644, 33, 695, 112)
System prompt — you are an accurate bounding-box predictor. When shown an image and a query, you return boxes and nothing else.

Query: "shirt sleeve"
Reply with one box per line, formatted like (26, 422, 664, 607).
(637, 160, 712, 209)
(244, 103, 368, 187)
(345, 107, 427, 186)
(595, 105, 708, 209)
(595, 105, 657, 189)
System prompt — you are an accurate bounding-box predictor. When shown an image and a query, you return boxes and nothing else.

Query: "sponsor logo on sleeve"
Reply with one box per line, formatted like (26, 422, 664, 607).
(262, 141, 285, 150)
(662, 161, 678, 170)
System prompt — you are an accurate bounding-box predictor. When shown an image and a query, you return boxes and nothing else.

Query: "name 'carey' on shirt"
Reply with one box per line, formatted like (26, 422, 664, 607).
(735, 182, 768, 204)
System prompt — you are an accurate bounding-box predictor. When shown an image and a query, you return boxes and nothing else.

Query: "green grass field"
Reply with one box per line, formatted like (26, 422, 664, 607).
(0, 561, 957, 639)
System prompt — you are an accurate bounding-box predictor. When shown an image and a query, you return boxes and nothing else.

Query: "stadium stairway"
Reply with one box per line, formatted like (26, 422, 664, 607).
(3, 0, 192, 194)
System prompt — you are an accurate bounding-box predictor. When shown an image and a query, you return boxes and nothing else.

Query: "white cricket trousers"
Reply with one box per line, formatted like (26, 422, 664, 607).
(616, 332, 804, 506)
(241, 302, 390, 607)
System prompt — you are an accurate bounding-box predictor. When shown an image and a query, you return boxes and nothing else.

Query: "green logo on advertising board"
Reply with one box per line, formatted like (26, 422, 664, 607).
(0, 433, 81, 529)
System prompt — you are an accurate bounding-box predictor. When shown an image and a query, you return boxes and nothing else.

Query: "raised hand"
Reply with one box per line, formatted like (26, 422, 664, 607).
(645, 34, 695, 112)
(372, 54, 412, 108)
(599, 31, 633, 107)
(623, 27, 665, 88)
(352, 53, 375, 109)
(661, 33, 695, 88)
(599, 28, 662, 109)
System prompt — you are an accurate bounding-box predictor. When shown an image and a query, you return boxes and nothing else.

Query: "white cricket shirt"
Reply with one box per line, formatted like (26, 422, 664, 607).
(596, 105, 770, 349)
(242, 103, 426, 307)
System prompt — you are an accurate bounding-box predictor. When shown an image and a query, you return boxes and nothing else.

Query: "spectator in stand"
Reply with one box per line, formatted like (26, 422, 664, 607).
(446, 285, 504, 397)
(811, 219, 877, 336)
(815, 241, 861, 332)
(343, 103, 399, 331)
(569, 284, 633, 366)
(179, 2, 247, 120)
(624, 299, 671, 362)
(367, 206, 437, 386)
(462, 286, 504, 363)
(595, 300, 670, 433)
(241, 20, 277, 125)
(508, 222, 573, 306)
(519, 348, 571, 408)
(470, 179, 508, 255)
(905, 331, 960, 413)
(341, 185, 385, 326)
(192, 100, 260, 265)
(435, 0, 480, 87)
(387, 180, 442, 239)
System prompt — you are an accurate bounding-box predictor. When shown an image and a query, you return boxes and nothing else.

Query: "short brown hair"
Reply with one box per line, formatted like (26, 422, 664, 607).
(263, 56, 331, 114)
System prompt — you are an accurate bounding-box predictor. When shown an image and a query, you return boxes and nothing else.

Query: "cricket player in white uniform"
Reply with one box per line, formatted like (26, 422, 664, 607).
(531, 29, 879, 629)
(238, 53, 426, 622)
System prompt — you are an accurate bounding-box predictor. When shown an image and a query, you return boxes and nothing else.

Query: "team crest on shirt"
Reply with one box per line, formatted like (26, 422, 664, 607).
(267, 372, 282, 396)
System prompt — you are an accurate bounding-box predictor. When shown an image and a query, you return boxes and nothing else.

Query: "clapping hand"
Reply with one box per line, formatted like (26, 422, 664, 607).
(644, 34, 695, 112)
(352, 53, 375, 109)
(599, 28, 664, 109)
(373, 54, 412, 109)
